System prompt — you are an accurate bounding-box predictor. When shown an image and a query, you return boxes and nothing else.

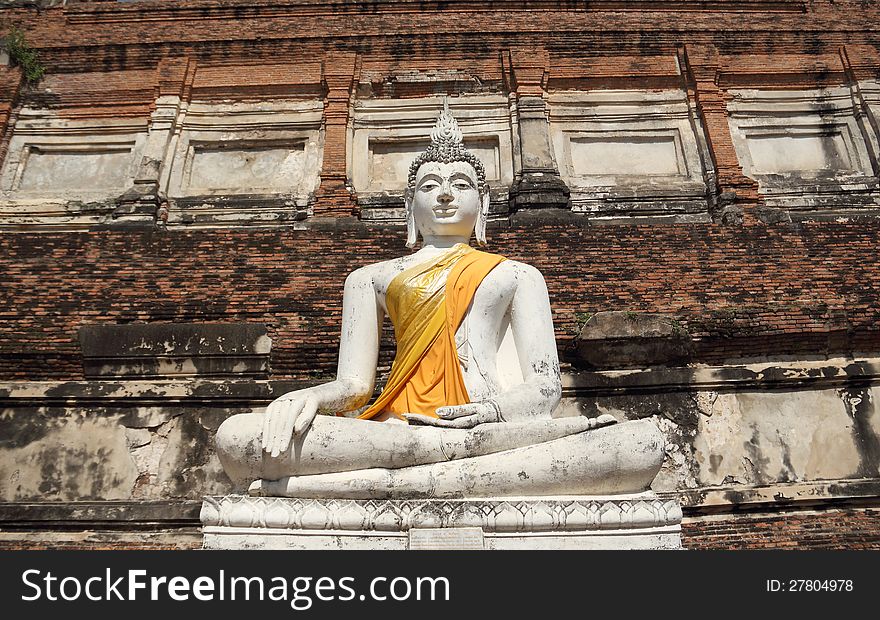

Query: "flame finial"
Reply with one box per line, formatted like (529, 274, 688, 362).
(407, 99, 486, 189)
(430, 99, 464, 145)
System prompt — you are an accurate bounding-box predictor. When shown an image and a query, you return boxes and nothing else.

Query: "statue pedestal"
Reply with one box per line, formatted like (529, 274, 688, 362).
(200, 493, 683, 550)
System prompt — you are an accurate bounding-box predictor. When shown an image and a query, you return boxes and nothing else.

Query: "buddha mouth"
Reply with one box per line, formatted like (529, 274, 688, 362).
(432, 204, 458, 217)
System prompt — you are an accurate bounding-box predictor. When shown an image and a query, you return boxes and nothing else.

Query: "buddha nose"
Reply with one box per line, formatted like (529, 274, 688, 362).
(437, 181, 453, 203)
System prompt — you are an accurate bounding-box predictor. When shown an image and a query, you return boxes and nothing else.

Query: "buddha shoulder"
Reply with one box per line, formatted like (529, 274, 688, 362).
(478, 258, 548, 295)
(343, 256, 411, 297)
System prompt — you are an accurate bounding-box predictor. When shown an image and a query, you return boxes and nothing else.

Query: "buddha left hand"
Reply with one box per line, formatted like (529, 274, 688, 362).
(403, 401, 501, 428)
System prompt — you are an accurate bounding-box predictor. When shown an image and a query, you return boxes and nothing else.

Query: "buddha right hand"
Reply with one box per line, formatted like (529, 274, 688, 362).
(261, 388, 322, 458)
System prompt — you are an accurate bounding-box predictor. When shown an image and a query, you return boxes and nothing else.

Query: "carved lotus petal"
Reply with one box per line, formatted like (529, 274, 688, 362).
(226, 498, 258, 527)
(334, 501, 370, 531)
(525, 501, 556, 532)
(562, 502, 591, 531)
(448, 504, 484, 529)
(286, 499, 305, 529)
(664, 500, 683, 524)
(200, 498, 221, 526)
(598, 502, 622, 529)
(407, 502, 444, 529)
(631, 501, 658, 528)
(264, 499, 292, 528)
(491, 502, 524, 533)
(372, 502, 403, 531)
(299, 501, 331, 530)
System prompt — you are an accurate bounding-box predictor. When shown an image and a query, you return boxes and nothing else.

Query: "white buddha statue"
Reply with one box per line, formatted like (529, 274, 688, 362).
(215, 104, 664, 499)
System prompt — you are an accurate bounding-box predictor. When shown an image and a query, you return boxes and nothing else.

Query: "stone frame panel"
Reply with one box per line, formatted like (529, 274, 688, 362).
(350, 95, 515, 221)
(549, 89, 711, 222)
(727, 86, 880, 216)
(163, 99, 324, 227)
(0, 109, 148, 228)
(858, 79, 880, 165)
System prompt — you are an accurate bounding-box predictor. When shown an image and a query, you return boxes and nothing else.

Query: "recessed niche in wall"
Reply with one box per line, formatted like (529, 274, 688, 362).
(17, 145, 136, 192)
(567, 133, 683, 177)
(727, 87, 880, 216)
(0, 110, 148, 229)
(164, 100, 323, 226)
(351, 95, 514, 221)
(183, 141, 307, 194)
(745, 131, 854, 175)
(549, 89, 711, 222)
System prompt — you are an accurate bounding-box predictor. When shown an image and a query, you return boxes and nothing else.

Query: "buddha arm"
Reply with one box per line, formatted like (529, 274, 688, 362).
(492, 263, 562, 421)
(320, 267, 383, 412)
(263, 267, 382, 456)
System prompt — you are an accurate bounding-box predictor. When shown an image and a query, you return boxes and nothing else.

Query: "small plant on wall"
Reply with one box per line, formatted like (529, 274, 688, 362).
(572, 311, 594, 334)
(3, 25, 45, 84)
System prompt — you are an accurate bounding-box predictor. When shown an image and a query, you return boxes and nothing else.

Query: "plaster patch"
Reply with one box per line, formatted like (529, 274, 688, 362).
(695, 390, 859, 486)
(0, 413, 138, 501)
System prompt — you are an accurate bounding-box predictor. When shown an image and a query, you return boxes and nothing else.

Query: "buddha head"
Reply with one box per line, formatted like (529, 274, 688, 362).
(404, 102, 490, 248)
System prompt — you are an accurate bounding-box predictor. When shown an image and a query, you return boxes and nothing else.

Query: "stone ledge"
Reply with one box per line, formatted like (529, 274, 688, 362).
(0, 500, 203, 528)
(576, 311, 692, 368)
(564, 356, 880, 394)
(674, 478, 880, 513)
(79, 322, 271, 378)
(0, 530, 203, 550)
(3, 356, 879, 404)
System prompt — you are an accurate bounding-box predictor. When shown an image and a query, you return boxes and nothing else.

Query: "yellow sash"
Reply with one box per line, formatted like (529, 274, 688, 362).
(358, 244, 506, 421)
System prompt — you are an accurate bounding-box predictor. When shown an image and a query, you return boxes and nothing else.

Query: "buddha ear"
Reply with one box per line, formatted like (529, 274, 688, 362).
(475, 185, 490, 246)
(404, 188, 418, 248)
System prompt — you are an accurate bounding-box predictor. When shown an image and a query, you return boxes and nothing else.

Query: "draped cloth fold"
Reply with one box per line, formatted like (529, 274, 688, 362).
(358, 244, 506, 421)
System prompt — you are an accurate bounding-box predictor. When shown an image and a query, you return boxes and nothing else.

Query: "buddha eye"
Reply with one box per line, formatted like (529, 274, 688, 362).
(453, 181, 472, 190)
(419, 181, 439, 192)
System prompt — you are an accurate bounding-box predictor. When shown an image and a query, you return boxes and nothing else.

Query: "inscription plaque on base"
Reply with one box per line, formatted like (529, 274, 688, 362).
(408, 527, 485, 550)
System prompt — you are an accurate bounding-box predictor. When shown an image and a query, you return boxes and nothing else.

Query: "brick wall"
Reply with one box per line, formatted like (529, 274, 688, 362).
(0, 219, 878, 380)
(683, 507, 880, 549)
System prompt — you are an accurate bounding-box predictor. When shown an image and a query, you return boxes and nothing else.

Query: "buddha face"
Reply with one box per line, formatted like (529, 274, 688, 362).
(409, 160, 486, 241)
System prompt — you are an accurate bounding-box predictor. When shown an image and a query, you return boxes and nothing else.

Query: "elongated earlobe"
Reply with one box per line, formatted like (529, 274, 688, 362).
(475, 187, 489, 246)
(405, 191, 418, 248)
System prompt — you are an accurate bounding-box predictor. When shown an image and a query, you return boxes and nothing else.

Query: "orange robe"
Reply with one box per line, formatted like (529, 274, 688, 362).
(358, 244, 506, 421)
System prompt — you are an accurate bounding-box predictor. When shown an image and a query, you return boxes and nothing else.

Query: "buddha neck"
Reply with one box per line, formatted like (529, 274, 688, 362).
(418, 234, 471, 252)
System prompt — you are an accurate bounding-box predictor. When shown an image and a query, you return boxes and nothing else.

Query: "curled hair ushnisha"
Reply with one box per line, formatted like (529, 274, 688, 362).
(406, 102, 487, 190)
